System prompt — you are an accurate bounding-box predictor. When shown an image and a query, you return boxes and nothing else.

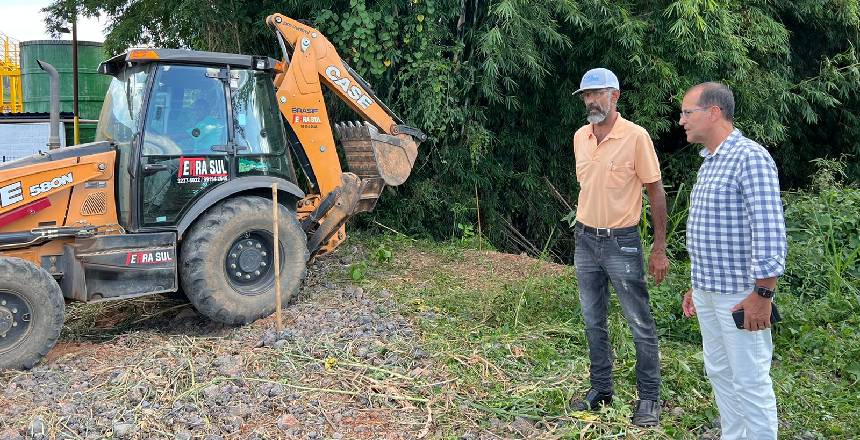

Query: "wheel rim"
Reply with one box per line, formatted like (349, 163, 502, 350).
(0, 290, 33, 353)
(224, 230, 278, 294)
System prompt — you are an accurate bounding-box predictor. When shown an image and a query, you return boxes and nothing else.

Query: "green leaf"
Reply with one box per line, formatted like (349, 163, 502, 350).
(349, 263, 366, 281)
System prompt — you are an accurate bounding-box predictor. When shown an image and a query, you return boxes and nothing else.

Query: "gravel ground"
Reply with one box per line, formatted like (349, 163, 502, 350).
(0, 242, 702, 440)
(0, 246, 441, 440)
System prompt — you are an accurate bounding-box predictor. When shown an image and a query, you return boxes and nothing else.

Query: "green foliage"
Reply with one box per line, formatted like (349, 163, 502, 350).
(347, 261, 366, 281)
(44, 0, 860, 259)
(373, 243, 393, 264)
(43, 0, 283, 55)
(633, 182, 691, 261)
(783, 159, 860, 300)
(456, 222, 475, 241)
(776, 291, 860, 384)
(346, 236, 399, 282)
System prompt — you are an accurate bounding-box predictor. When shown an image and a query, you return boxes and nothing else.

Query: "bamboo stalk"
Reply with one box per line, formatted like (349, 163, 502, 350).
(272, 184, 282, 332)
(474, 179, 482, 251)
(500, 217, 540, 256)
(543, 176, 573, 212)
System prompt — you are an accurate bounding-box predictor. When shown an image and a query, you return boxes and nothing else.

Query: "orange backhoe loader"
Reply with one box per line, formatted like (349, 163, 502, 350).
(0, 13, 424, 369)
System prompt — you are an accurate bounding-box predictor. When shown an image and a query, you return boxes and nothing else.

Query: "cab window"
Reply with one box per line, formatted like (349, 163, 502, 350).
(231, 69, 286, 155)
(142, 65, 228, 156)
(96, 64, 150, 227)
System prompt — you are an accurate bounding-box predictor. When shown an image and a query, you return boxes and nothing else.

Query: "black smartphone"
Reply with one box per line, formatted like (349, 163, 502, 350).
(732, 303, 782, 330)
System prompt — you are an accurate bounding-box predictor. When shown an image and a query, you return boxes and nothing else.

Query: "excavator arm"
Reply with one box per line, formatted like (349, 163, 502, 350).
(265, 13, 425, 257)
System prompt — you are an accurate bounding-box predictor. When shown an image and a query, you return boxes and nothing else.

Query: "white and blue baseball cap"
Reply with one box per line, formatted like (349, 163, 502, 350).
(573, 68, 620, 94)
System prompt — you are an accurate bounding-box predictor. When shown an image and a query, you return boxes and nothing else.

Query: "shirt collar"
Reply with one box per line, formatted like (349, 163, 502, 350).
(588, 113, 628, 141)
(699, 128, 743, 158)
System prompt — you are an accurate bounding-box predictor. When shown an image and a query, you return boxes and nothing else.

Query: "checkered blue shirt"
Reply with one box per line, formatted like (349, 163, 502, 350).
(686, 129, 787, 294)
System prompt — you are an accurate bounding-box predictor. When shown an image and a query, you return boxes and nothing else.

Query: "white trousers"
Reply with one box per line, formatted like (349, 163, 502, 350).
(693, 289, 778, 440)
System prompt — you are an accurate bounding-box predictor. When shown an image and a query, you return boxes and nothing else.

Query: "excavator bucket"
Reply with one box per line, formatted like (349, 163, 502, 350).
(336, 122, 420, 187)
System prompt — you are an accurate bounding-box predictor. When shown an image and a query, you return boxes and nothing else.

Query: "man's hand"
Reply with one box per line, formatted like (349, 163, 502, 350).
(682, 288, 696, 318)
(648, 248, 669, 284)
(731, 291, 772, 331)
(644, 180, 669, 285)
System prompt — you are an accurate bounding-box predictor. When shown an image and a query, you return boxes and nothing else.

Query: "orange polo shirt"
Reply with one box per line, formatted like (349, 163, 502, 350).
(573, 114, 661, 228)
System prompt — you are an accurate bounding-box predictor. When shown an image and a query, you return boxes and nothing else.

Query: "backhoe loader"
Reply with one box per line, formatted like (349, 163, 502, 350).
(0, 13, 424, 369)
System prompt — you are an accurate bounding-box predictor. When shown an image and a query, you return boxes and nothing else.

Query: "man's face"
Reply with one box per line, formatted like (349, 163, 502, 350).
(581, 88, 613, 124)
(679, 89, 709, 144)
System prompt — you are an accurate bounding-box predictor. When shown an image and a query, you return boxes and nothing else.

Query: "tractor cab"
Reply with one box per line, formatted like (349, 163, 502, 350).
(95, 49, 298, 233)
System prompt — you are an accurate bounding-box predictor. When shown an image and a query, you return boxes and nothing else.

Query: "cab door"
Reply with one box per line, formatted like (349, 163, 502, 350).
(229, 68, 296, 182)
(137, 65, 232, 227)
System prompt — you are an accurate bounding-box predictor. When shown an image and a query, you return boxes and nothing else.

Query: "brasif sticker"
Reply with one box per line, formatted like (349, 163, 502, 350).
(177, 157, 228, 183)
(291, 106, 321, 128)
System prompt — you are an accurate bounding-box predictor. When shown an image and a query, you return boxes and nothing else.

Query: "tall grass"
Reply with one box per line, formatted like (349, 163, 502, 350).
(783, 158, 860, 301)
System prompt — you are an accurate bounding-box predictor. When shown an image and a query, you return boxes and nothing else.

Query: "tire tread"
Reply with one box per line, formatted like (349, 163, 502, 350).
(0, 257, 65, 370)
(179, 196, 308, 325)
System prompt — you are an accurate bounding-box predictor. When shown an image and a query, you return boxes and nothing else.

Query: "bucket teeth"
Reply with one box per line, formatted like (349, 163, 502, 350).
(335, 120, 420, 186)
(337, 121, 379, 180)
(335, 121, 374, 141)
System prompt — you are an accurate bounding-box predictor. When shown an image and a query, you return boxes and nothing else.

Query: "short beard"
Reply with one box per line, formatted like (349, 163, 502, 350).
(587, 111, 607, 124)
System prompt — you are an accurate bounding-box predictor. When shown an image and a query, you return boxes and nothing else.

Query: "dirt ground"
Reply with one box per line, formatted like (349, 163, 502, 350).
(0, 243, 578, 440)
(0, 245, 431, 440)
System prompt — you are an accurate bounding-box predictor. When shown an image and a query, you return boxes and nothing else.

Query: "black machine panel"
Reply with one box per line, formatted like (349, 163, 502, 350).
(61, 232, 177, 301)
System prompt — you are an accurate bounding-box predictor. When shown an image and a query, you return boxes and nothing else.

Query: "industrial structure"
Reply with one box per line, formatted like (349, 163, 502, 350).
(20, 40, 108, 121)
(0, 35, 109, 162)
(0, 32, 23, 113)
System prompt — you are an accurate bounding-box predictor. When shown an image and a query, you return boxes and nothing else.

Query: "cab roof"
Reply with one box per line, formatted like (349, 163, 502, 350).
(98, 48, 277, 75)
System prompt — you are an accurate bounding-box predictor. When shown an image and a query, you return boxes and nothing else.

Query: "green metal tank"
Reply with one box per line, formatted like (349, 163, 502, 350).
(20, 40, 109, 120)
(64, 120, 98, 144)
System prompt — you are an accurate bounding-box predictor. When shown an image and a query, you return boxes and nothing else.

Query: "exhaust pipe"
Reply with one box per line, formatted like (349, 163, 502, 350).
(36, 60, 61, 150)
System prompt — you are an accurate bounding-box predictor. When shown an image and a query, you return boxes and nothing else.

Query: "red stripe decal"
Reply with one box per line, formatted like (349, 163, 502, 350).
(0, 198, 52, 228)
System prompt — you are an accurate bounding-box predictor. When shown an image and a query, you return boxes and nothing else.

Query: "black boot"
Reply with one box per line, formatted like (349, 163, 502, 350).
(631, 399, 661, 427)
(570, 389, 613, 411)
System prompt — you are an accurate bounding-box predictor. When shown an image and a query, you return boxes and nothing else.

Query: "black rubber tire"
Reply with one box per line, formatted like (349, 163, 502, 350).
(179, 196, 308, 325)
(0, 257, 65, 370)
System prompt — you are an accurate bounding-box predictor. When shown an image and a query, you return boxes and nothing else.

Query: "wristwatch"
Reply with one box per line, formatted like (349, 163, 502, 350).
(755, 285, 775, 299)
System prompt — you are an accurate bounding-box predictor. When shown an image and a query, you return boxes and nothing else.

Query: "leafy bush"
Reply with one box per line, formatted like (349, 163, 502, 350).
(776, 158, 860, 384)
(782, 159, 860, 300)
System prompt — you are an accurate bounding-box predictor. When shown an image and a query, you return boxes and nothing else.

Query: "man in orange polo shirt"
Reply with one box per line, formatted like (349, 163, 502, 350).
(569, 68, 669, 427)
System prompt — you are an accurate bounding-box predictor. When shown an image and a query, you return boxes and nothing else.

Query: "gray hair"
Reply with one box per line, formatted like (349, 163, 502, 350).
(689, 82, 735, 121)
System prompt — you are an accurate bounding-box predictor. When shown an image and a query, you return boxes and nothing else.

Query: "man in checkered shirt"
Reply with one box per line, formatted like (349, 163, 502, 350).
(680, 82, 787, 440)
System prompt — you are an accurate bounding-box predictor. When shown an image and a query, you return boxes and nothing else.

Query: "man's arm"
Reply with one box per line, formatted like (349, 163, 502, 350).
(644, 180, 669, 284)
(732, 149, 787, 331)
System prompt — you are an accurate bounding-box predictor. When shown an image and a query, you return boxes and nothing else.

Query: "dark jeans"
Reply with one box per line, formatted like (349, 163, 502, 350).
(574, 224, 661, 401)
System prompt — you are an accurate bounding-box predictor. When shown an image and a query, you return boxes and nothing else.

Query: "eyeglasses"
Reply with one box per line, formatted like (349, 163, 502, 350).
(580, 88, 612, 101)
(679, 106, 719, 118)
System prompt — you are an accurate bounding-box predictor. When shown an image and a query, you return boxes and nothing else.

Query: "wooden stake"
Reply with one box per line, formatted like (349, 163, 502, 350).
(272, 184, 283, 332)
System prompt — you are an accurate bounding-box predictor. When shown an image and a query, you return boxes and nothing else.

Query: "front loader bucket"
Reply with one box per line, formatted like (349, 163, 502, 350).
(336, 121, 420, 186)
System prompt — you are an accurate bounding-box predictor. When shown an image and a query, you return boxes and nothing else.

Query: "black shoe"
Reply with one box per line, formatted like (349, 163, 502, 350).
(631, 399, 661, 427)
(570, 389, 613, 411)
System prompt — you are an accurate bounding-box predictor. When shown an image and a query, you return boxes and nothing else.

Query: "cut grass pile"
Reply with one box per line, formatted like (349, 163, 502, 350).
(354, 233, 859, 439)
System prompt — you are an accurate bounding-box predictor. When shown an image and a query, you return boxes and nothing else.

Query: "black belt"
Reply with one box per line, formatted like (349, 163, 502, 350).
(575, 221, 638, 237)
